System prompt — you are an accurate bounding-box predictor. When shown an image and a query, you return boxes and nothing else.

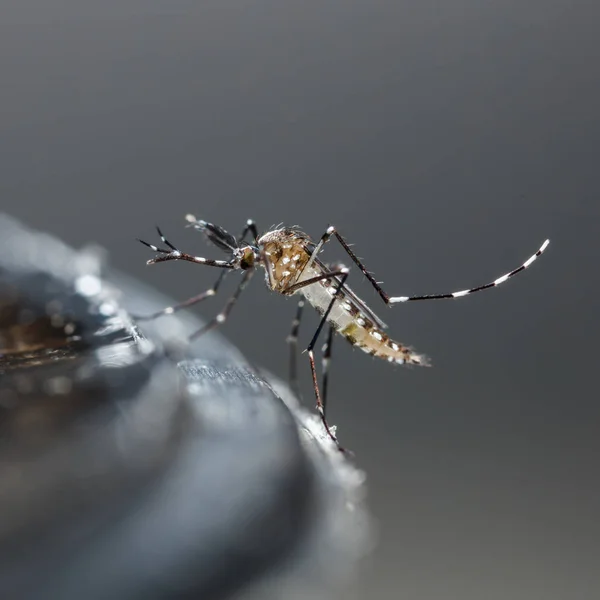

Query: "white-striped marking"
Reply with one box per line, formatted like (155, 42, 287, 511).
(387, 239, 549, 304)
(523, 254, 537, 268)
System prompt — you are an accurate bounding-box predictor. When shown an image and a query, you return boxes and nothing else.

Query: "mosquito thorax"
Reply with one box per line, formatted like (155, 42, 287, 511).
(256, 228, 313, 292)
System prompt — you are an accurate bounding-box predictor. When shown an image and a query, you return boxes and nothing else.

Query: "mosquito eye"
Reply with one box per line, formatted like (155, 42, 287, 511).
(240, 248, 255, 270)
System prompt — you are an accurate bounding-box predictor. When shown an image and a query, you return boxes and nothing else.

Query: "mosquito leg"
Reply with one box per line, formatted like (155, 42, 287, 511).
(321, 325, 334, 418)
(283, 267, 347, 406)
(189, 269, 254, 341)
(305, 268, 350, 452)
(284, 268, 348, 295)
(316, 226, 550, 305)
(388, 239, 550, 303)
(134, 270, 228, 322)
(136, 221, 255, 321)
(307, 349, 342, 451)
(238, 219, 259, 245)
(286, 298, 305, 398)
(317, 260, 345, 416)
(138, 226, 234, 270)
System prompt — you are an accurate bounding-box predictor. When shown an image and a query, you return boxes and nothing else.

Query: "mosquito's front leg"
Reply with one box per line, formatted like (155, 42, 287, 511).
(138, 226, 235, 270)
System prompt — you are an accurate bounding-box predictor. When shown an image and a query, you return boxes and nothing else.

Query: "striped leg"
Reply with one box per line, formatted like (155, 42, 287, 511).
(310, 226, 550, 305)
(321, 325, 334, 418)
(184, 215, 259, 248)
(286, 298, 305, 399)
(136, 221, 254, 322)
(282, 267, 350, 451)
(189, 270, 254, 341)
(134, 270, 228, 321)
(317, 260, 345, 418)
(304, 269, 350, 453)
(138, 226, 235, 270)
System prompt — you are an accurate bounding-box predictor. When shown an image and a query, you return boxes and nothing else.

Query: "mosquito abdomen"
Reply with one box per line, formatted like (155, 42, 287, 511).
(295, 267, 428, 366)
(339, 319, 428, 366)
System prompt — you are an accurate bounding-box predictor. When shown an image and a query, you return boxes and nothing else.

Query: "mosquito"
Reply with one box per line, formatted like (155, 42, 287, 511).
(138, 215, 550, 452)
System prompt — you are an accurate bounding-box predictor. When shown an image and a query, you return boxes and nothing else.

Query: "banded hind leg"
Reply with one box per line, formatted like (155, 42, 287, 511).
(308, 226, 550, 305)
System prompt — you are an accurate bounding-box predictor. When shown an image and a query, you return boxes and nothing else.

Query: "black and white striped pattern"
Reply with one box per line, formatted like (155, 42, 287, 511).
(389, 239, 550, 303)
(138, 226, 235, 269)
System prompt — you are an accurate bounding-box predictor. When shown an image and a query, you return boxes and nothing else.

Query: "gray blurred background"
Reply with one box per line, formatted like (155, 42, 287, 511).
(1, 1, 598, 599)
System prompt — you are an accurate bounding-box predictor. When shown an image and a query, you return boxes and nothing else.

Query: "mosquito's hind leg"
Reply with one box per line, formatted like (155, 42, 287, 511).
(311, 225, 549, 305)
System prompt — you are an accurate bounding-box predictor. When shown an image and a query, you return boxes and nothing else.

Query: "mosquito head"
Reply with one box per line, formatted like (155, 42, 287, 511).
(234, 245, 259, 270)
